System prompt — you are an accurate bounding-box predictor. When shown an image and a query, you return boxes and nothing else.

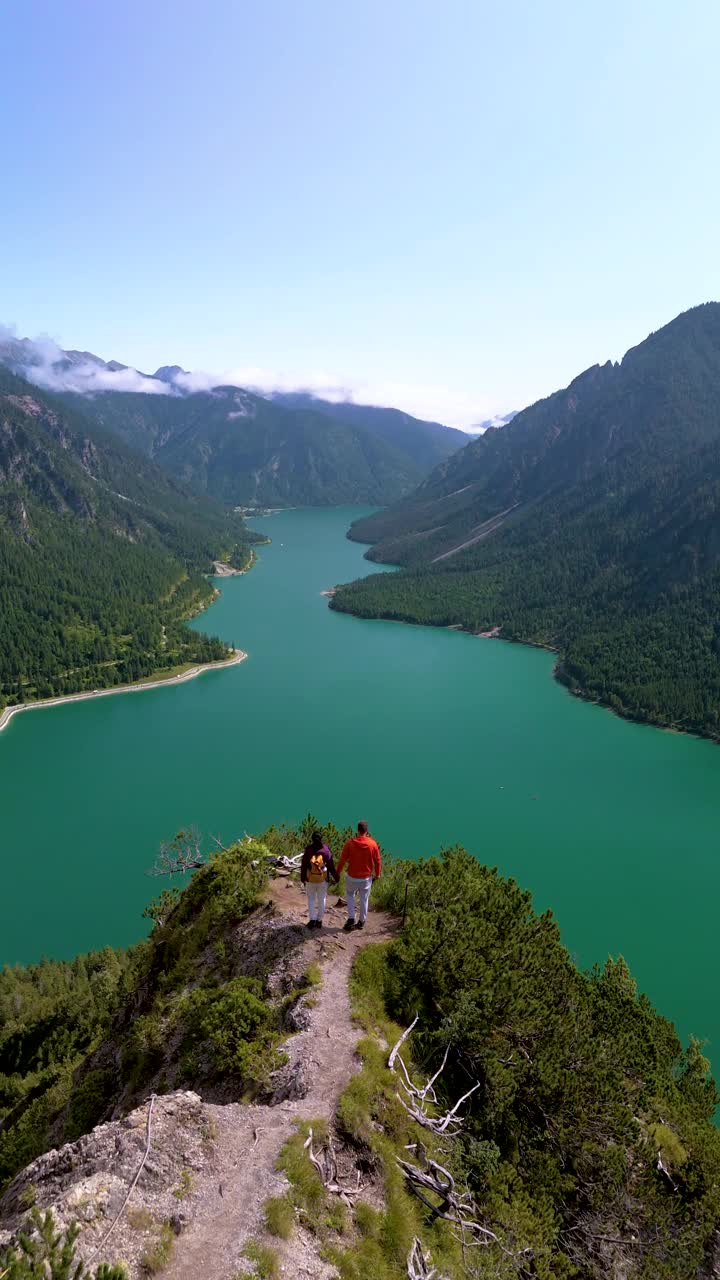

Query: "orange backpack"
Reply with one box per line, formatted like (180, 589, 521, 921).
(308, 852, 327, 883)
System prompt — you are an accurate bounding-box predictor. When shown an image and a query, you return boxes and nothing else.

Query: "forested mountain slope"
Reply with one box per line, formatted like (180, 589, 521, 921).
(63, 386, 422, 506)
(0, 819, 719, 1278)
(1, 336, 467, 506)
(334, 303, 720, 737)
(0, 368, 254, 708)
(269, 391, 469, 471)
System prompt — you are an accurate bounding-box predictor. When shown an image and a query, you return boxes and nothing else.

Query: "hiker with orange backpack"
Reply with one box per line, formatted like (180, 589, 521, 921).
(336, 820, 382, 932)
(300, 830, 338, 929)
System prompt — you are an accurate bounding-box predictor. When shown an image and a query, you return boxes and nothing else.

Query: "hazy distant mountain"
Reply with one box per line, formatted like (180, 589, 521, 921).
(333, 302, 720, 739)
(0, 337, 468, 507)
(269, 391, 469, 471)
(64, 386, 422, 507)
(153, 364, 188, 383)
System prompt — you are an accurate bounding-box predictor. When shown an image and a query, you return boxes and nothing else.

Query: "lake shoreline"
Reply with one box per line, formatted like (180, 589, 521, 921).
(330, 593, 717, 745)
(0, 649, 248, 736)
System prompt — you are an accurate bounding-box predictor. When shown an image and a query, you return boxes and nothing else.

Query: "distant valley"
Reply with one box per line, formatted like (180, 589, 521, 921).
(0, 334, 469, 508)
(0, 336, 468, 709)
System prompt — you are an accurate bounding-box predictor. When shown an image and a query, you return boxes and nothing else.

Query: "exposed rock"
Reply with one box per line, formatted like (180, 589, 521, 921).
(261, 1057, 312, 1104)
(0, 1092, 215, 1278)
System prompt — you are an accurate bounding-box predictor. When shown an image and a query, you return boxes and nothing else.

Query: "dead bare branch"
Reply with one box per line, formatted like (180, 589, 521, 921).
(407, 1237, 447, 1279)
(388, 1018, 481, 1135)
(304, 1127, 365, 1208)
(147, 826, 206, 876)
(657, 1151, 679, 1192)
(388, 1013, 419, 1071)
(397, 1155, 499, 1242)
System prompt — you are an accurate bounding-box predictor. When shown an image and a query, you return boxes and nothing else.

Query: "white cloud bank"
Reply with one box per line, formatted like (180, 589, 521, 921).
(176, 365, 512, 431)
(0, 326, 515, 430)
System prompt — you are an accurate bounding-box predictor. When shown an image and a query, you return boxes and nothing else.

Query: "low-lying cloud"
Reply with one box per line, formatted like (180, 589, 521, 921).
(0, 325, 514, 430)
(0, 328, 170, 397)
(176, 365, 509, 430)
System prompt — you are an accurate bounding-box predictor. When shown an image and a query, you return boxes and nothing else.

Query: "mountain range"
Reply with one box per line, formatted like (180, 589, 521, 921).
(0, 334, 469, 508)
(0, 334, 471, 704)
(332, 303, 720, 738)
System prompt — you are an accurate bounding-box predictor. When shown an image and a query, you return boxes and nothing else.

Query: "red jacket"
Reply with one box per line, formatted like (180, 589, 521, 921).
(337, 834, 382, 880)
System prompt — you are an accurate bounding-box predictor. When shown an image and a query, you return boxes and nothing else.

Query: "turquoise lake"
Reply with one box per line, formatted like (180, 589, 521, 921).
(1, 506, 719, 1061)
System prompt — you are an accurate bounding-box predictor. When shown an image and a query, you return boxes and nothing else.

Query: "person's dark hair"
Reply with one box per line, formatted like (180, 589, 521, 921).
(357, 820, 369, 835)
(310, 830, 324, 851)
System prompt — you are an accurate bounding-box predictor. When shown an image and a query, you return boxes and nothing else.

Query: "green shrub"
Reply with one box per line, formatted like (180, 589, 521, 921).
(180, 977, 273, 1080)
(0, 1210, 128, 1278)
(65, 1068, 116, 1141)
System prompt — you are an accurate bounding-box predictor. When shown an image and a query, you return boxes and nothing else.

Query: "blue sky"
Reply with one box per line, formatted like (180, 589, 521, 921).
(3, 0, 719, 427)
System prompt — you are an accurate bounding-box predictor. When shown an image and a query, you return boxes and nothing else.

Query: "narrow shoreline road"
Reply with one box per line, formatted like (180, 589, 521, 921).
(0, 649, 248, 736)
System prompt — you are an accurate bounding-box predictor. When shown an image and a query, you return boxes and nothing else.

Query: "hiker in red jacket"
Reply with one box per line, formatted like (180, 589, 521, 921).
(336, 821, 381, 932)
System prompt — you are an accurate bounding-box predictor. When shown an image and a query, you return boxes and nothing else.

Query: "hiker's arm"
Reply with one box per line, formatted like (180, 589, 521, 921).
(327, 854, 339, 884)
(299, 850, 309, 884)
(336, 845, 348, 878)
(374, 845, 382, 879)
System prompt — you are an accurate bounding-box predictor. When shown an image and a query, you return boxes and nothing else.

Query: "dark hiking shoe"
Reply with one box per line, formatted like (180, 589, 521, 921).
(315, 920, 323, 930)
(343, 920, 355, 932)
(355, 919, 365, 930)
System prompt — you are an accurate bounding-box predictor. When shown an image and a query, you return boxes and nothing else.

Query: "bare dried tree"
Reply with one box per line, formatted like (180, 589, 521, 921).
(303, 1128, 364, 1209)
(147, 827, 208, 877)
(388, 1016, 482, 1135)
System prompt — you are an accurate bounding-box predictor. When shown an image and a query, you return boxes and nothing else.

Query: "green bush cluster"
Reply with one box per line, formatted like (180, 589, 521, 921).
(359, 849, 720, 1275)
(0, 947, 140, 1189)
(0, 841, 269, 1190)
(0, 1210, 127, 1278)
(179, 977, 274, 1080)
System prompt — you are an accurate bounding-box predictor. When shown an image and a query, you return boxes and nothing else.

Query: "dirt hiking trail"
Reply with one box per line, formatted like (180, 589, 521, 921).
(165, 878, 399, 1280)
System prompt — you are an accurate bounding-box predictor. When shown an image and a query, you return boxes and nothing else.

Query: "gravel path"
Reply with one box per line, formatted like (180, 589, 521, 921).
(165, 880, 398, 1280)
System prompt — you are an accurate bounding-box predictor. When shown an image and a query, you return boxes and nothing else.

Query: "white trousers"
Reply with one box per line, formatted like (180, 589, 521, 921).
(307, 881, 328, 921)
(346, 875, 372, 922)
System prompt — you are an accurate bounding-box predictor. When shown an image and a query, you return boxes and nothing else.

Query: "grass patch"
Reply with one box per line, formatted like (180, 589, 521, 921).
(127, 1206, 154, 1231)
(263, 1192, 295, 1239)
(328, 949, 464, 1280)
(241, 1240, 280, 1279)
(275, 1120, 349, 1241)
(141, 1219, 175, 1273)
(347, 944, 399, 1041)
(276, 1120, 327, 1221)
(17, 1184, 36, 1210)
(172, 1168, 193, 1200)
(303, 961, 323, 988)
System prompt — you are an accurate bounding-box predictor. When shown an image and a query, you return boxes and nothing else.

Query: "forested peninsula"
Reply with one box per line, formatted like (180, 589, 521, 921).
(0, 367, 260, 715)
(332, 304, 720, 741)
(0, 818, 718, 1279)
